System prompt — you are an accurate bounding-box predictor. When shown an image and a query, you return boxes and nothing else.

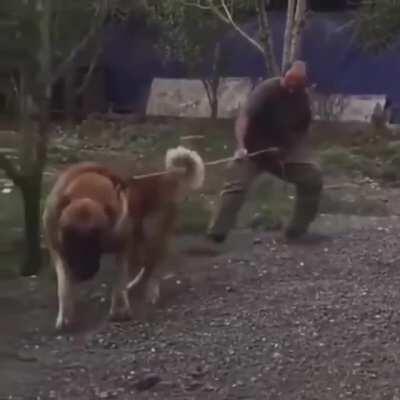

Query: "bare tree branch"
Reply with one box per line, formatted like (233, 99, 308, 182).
(51, 23, 99, 85)
(256, 0, 279, 75)
(218, 0, 265, 55)
(36, 0, 52, 138)
(282, 0, 295, 73)
(211, 0, 233, 24)
(51, 0, 109, 85)
(35, 133, 48, 171)
(181, 0, 307, 77)
(181, 0, 212, 10)
(183, 0, 265, 55)
(201, 79, 213, 108)
(288, 0, 307, 64)
(76, 40, 103, 95)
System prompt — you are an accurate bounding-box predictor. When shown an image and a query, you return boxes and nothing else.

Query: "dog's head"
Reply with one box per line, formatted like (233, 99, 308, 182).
(58, 197, 110, 281)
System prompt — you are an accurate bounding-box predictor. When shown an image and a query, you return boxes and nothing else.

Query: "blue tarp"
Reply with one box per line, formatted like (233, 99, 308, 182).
(102, 22, 186, 112)
(102, 22, 163, 111)
(103, 12, 400, 118)
(222, 12, 400, 102)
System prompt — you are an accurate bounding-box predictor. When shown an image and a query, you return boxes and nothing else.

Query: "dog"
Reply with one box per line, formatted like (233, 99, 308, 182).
(125, 146, 205, 304)
(42, 162, 132, 331)
(43, 147, 205, 330)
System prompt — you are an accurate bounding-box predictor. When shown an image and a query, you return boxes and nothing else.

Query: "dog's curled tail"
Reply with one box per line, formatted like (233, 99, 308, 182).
(165, 146, 205, 190)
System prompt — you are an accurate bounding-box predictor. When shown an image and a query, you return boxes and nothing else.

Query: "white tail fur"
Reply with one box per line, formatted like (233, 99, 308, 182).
(165, 146, 205, 190)
(126, 267, 145, 290)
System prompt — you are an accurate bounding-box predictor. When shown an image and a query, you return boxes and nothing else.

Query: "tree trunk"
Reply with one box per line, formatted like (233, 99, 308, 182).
(202, 79, 219, 120)
(210, 42, 221, 120)
(64, 68, 76, 123)
(210, 93, 218, 120)
(17, 0, 52, 276)
(256, 0, 280, 76)
(282, 0, 296, 73)
(288, 0, 307, 64)
(203, 42, 221, 120)
(20, 175, 43, 276)
(18, 70, 37, 172)
(37, 0, 52, 135)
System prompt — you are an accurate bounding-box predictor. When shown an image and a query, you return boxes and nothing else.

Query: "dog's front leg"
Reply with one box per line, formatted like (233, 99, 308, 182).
(53, 252, 75, 331)
(109, 249, 132, 321)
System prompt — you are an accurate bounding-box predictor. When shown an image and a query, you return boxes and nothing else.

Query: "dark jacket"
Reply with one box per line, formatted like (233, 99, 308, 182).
(236, 77, 312, 168)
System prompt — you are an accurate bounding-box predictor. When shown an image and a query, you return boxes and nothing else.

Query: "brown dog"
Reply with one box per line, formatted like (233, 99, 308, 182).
(44, 147, 205, 330)
(42, 162, 132, 331)
(125, 146, 205, 304)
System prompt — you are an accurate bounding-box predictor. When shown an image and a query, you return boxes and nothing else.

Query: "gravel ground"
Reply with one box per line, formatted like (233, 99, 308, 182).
(2, 225, 400, 400)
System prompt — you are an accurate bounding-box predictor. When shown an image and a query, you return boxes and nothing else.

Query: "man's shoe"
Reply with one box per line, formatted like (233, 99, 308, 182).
(284, 227, 330, 244)
(284, 225, 308, 240)
(206, 232, 227, 244)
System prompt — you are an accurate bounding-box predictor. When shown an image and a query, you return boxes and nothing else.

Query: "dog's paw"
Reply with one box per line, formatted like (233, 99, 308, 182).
(55, 314, 74, 332)
(145, 280, 160, 305)
(108, 307, 132, 322)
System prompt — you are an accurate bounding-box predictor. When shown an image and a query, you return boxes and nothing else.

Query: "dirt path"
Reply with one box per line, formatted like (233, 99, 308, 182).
(2, 220, 400, 400)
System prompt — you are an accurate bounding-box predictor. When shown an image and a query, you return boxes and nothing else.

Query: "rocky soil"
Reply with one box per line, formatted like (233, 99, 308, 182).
(2, 222, 400, 400)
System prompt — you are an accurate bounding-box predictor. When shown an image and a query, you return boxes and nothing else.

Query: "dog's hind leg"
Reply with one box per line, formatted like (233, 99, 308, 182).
(139, 208, 176, 305)
(109, 249, 132, 322)
(140, 235, 171, 305)
(143, 253, 163, 305)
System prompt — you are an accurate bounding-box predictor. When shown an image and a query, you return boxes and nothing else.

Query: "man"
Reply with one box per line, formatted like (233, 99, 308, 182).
(207, 60, 323, 242)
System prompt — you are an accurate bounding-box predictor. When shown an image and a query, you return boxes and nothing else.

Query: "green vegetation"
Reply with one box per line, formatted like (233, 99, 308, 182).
(319, 146, 376, 177)
(356, 0, 400, 52)
(2, 117, 400, 275)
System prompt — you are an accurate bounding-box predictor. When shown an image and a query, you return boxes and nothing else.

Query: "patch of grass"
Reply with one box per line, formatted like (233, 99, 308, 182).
(0, 252, 20, 279)
(376, 143, 400, 160)
(320, 146, 376, 177)
(381, 154, 400, 182)
(0, 176, 54, 277)
(320, 192, 387, 216)
(121, 118, 233, 157)
(47, 145, 81, 164)
(250, 209, 284, 231)
(245, 177, 294, 231)
(254, 196, 292, 231)
(351, 140, 400, 182)
(179, 195, 211, 234)
(0, 189, 23, 249)
(179, 178, 293, 235)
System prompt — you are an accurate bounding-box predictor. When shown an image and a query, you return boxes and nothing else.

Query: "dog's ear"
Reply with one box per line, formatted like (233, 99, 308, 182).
(114, 179, 127, 193)
(101, 169, 127, 192)
(55, 195, 71, 227)
(104, 203, 116, 223)
(58, 194, 71, 210)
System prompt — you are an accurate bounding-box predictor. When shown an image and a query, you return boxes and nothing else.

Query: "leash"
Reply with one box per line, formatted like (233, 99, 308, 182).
(131, 147, 281, 180)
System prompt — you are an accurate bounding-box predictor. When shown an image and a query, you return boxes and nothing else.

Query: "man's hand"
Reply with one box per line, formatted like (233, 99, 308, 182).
(234, 148, 248, 161)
